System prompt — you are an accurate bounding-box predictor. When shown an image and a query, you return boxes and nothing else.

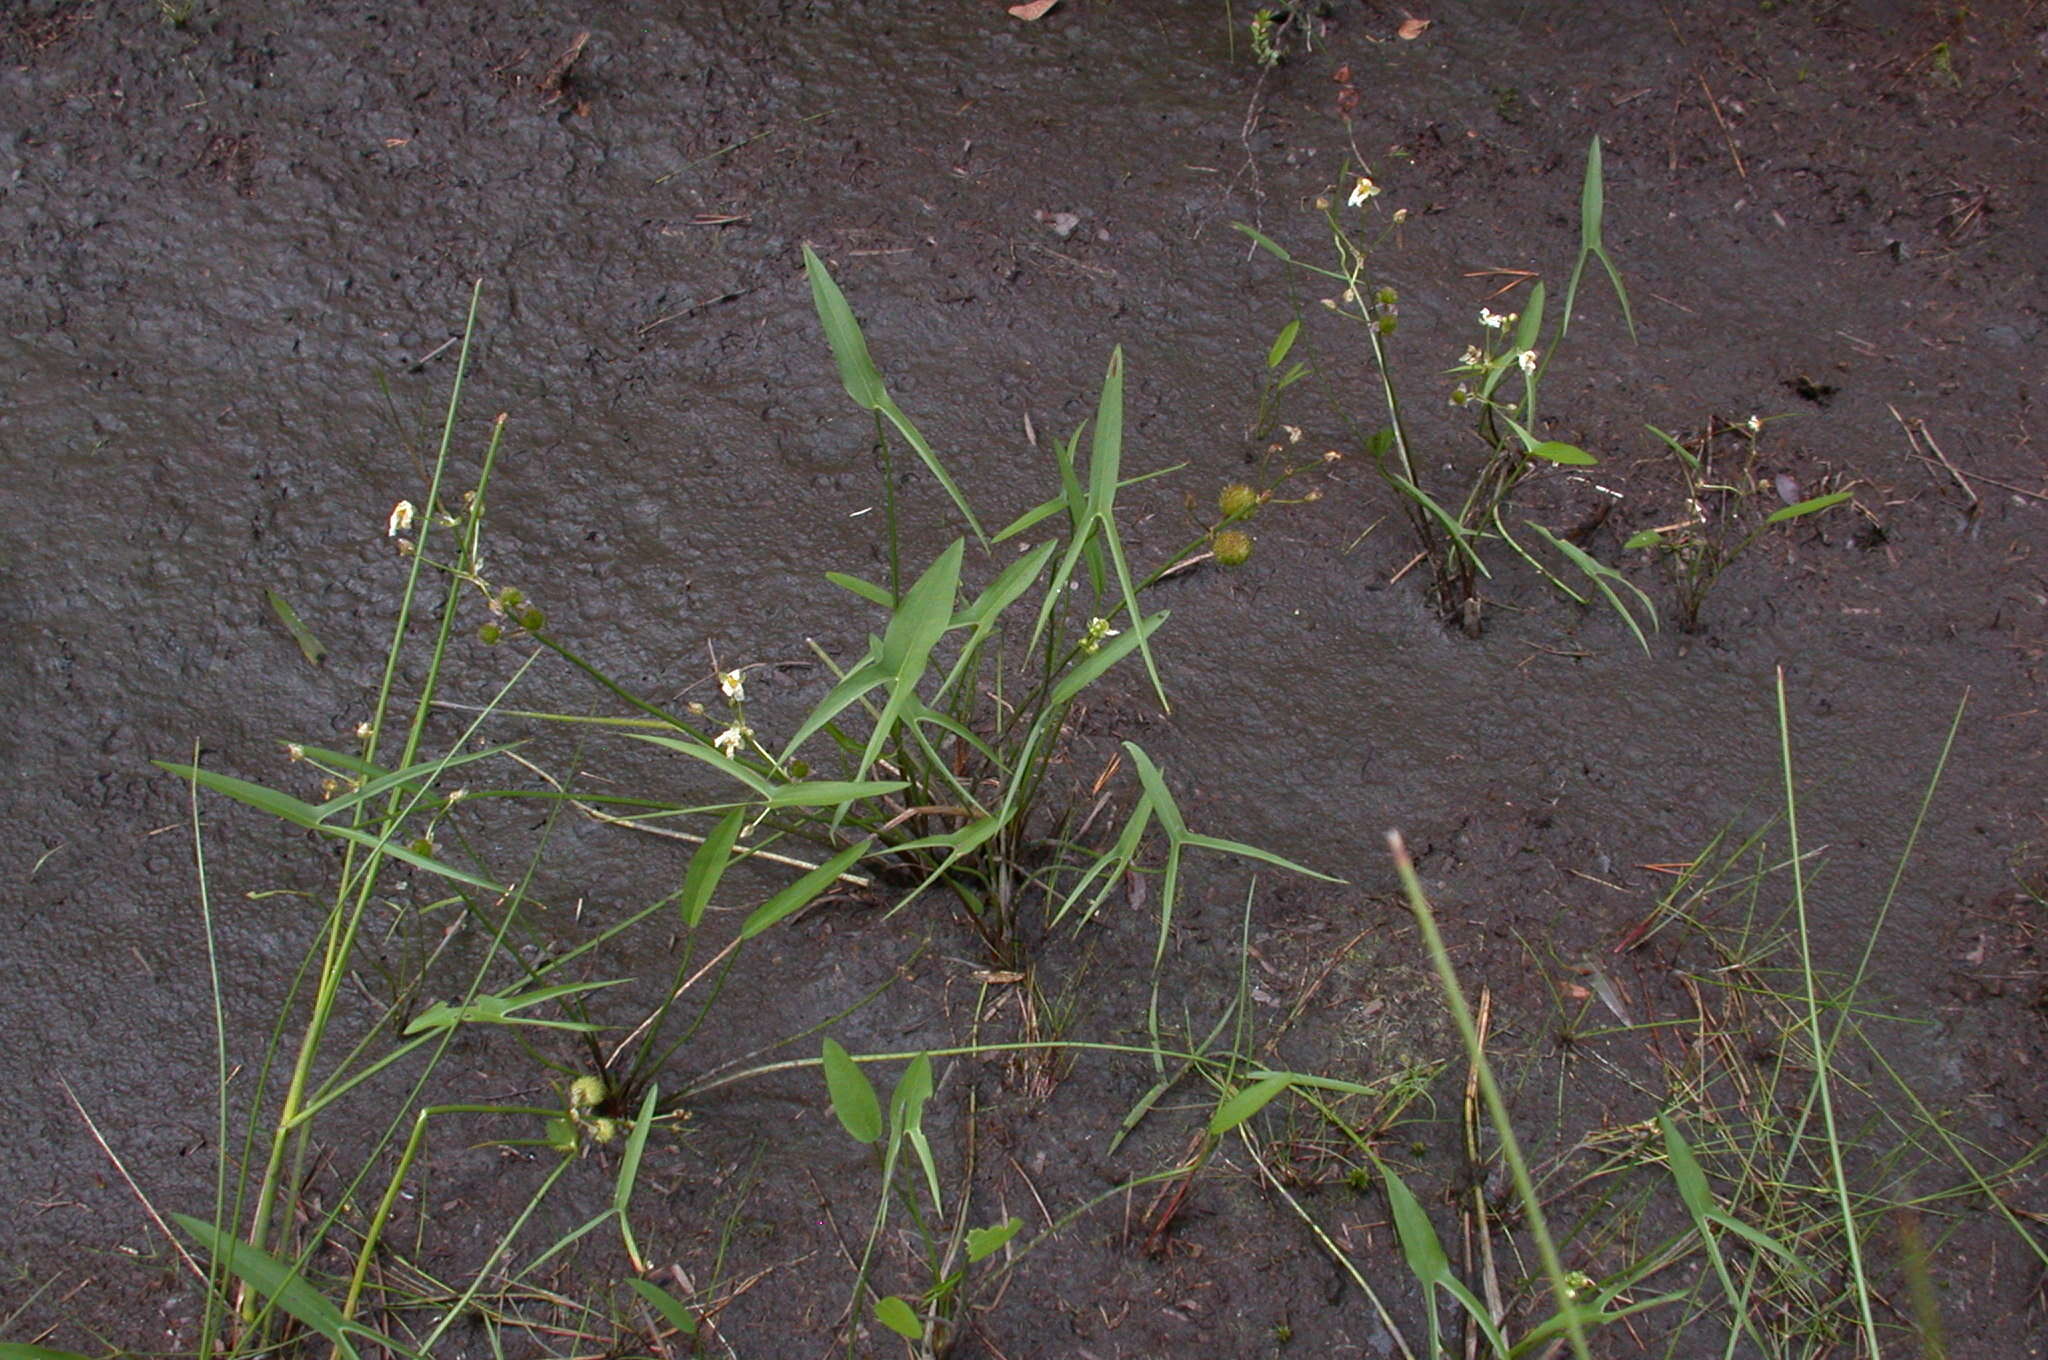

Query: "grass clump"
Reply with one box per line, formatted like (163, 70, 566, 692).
(1627, 415, 1856, 631)
(1239, 136, 1650, 646)
(115, 255, 1339, 1358)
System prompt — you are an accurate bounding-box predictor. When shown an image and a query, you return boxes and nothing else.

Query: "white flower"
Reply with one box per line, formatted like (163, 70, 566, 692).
(1517, 349, 1538, 374)
(1081, 617, 1121, 654)
(713, 724, 752, 758)
(1460, 345, 1484, 367)
(1392, 207, 1409, 224)
(1479, 308, 1517, 331)
(387, 500, 416, 537)
(718, 669, 746, 702)
(1745, 415, 1763, 435)
(355, 721, 374, 740)
(1347, 175, 1381, 207)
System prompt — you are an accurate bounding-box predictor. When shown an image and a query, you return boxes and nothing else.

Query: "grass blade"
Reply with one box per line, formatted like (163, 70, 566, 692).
(265, 589, 327, 666)
(803, 241, 886, 409)
(1387, 832, 1592, 1360)
(1775, 668, 1884, 1358)
(172, 1213, 395, 1360)
(678, 809, 744, 929)
(1765, 490, 1852, 524)
(1209, 1073, 1294, 1136)
(738, 838, 872, 940)
(614, 1083, 661, 1274)
(625, 1277, 698, 1336)
(803, 244, 985, 540)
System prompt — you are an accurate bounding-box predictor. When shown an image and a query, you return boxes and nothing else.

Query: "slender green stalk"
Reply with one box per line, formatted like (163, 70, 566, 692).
(1387, 829, 1592, 1360)
(245, 281, 487, 1269)
(188, 751, 233, 1360)
(342, 1103, 557, 1319)
(1774, 668, 1883, 1358)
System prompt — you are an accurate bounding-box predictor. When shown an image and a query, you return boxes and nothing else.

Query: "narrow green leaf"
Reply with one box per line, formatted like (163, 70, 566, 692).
(1645, 423, 1699, 471)
(1232, 222, 1297, 263)
(1379, 1161, 1452, 1283)
(1527, 441, 1596, 466)
(1181, 832, 1343, 882)
(779, 651, 886, 760)
(874, 1295, 922, 1339)
(803, 243, 887, 410)
(822, 1038, 883, 1144)
(1240, 1070, 1376, 1096)
(825, 571, 894, 608)
(172, 1213, 379, 1360)
(678, 809, 744, 929)
(1121, 742, 1187, 839)
(265, 589, 327, 665)
(155, 761, 508, 893)
(1624, 529, 1663, 550)
(1086, 348, 1125, 511)
(1765, 490, 1852, 524)
(310, 744, 525, 823)
(1522, 520, 1658, 655)
(860, 541, 965, 775)
(1514, 283, 1547, 355)
(628, 732, 776, 799)
(1209, 1073, 1293, 1136)
(625, 1277, 699, 1336)
(966, 1217, 1024, 1263)
(953, 539, 1056, 634)
(1047, 611, 1168, 710)
(890, 1053, 941, 1212)
(1381, 473, 1490, 576)
(1581, 135, 1606, 246)
(762, 779, 908, 810)
(1706, 1209, 1809, 1272)
(0, 1347, 99, 1360)
(615, 1084, 661, 1273)
(1266, 319, 1301, 370)
(804, 245, 985, 540)
(875, 394, 989, 542)
(737, 838, 871, 940)
(991, 492, 1066, 543)
(403, 979, 631, 1035)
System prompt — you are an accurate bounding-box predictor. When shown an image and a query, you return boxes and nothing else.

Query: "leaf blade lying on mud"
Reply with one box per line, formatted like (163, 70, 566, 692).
(1765, 490, 1852, 524)
(172, 1213, 407, 1360)
(738, 837, 872, 940)
(1209, 1073, 1293, 1136)
(156, 761, 508, 892)
(265, 589, 327, 665)
(625, 1278, 699, 1336)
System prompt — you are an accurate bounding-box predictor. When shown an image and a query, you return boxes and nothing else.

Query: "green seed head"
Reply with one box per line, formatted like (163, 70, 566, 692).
(478, 623, 503, 645)
(1218, 483, 1259, 519)
(1213, 530, 1254, 566)
(568, 1075, 606, 1110)
(518, 607, 545, 632)
(589, 1117, 620, 1144)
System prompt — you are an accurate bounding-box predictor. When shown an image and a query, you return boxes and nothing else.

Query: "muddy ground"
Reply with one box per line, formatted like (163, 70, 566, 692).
(4, 0, 2045, 1356)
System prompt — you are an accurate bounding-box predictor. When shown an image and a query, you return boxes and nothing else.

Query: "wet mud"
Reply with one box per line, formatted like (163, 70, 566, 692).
(4, 1, 2045, 1355)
